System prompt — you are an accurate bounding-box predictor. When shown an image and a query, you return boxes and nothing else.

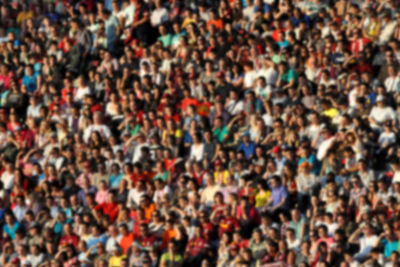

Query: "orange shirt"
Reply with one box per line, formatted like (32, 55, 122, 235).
(144, 203, 156, 221)
(206, 19, 224, 31)
(161, 228, 176, 249)
(120, 232, 134, 254)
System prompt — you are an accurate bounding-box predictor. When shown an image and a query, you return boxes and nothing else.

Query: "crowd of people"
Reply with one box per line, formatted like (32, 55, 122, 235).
(3, 0, 400, 266)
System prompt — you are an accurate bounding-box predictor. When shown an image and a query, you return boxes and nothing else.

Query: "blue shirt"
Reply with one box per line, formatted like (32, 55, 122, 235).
(183, 132, 194, 145)
(87, 234, 108, 254)
(382, 239, 397, 258)
(105, 0, 113, 11)
(298, 154, 319, 174)
(109, 174, 123, 188)
(277, 40, 290, 49)
(238, 142, 256, 159)
(291, 16, 311, 27)
(22, 73, 38, 93)
(3, 222, 21, 240)
(105, 15, 119, 52)
(254, 4, 271, 13)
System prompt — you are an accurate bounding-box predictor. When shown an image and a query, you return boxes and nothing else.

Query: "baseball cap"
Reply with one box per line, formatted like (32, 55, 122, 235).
(272, 145, 281, 153)
(216, 71, 225, 79)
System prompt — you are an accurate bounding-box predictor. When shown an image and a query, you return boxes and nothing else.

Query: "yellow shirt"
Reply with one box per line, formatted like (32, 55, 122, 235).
(17, 11, 33, 25)
(255, 191, 271, 208)
(182, 18, 196, 29)
(108, 254, 127, 267)
(322, 108, 338, 119)
(162, 129, 183, 144)
(214, 170, 230, 185)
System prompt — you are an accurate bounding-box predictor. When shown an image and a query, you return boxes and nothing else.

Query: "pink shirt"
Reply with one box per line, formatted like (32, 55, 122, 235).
(95, 190, 109, 205)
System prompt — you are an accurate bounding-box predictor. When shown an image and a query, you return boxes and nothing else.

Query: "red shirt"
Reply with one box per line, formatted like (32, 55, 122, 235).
(197, 102, 212, 117)
(131, 172, 145, 187)
(135, 234, 157, 249)
(186, 237, 209, 256)
(235, 205, 260, 225)
(206, 19, 224, 30)
(61, 87, 76, 102)
(163, 158, 177, 172)
(181, 97, 199, 112)
(163, 114, 181, 124)
(49, 100, 66, 112)
(349, 37, 371, 57)
(218, 216, 240, 237)
(192, 170, 206, 187)
(132, 219, 150, 237)
(201, 222, 216, 241)
(59, 234, 79, 247)
(94, 202, 119, 223)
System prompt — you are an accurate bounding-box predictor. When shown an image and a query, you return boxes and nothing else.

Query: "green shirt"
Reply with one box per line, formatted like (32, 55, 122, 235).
(158, 34, 172, 47)
(213, 126, 228, 143)
(160, 252, 183, 267)
(128, 124, 141, 136)
(282, 68, 298, 83)
(153, 171, 169, 182)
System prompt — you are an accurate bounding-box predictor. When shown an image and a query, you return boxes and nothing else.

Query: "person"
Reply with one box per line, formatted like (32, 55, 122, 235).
(267, 176, 288, 220)
(184, 225, 209, 266)
(349, 223, 378, 262)
(3, 0, 400, 266)
(160, 240, 183, 267)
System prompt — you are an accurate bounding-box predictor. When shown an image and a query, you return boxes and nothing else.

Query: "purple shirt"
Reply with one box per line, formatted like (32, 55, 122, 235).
(271, 185, 288, 209)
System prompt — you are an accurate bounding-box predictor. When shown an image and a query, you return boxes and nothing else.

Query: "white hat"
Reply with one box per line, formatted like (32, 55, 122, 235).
(21, 260, 32, 266)
(376, 95, 385, 102)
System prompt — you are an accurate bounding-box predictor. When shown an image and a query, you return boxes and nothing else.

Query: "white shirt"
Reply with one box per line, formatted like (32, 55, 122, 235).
(255, 85, 272, 99)
(132, 142, 149, 163)
(297, 173, 317, 194)
(317, 136, 335, 161)
(378, 131, 396, 147)
(258, 67, 278, 85)
(358, 170, 375, 187)
(106, 235, 122, 253)
(384, 76, 399, 93)
(358, 235, 378, 257)
(190, 143, 204, 161)
(379, 20, 397, 44)
(27, 104, 41, 118)
(348, 89, 359, 108)
(244, 70, 258, 88)
(305, 67, 321, 82)
(127, 188, 146, 208)
(370, 106, 396, 124)
(226, 100, 244, 116)
(13, 205, 28, 222)
(83, 124, 111, 143)
(1, 171, 14, 191)
(326, 222, 338, 236)
(28, 253, 45, 267)
(150, 7, 169, 27)
(306, 124, 322, 142)
(262, 114, 273, 127)
(48, 156, 65, 172)
(287, 238, 301, 251)
(393, 170, 400, 184)
(119, 4, 135, 27)
(75, 86, 91, 102)
(153, 186, 172, 205)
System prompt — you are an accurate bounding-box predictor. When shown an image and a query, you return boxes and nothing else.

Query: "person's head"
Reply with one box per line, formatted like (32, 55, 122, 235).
(270, 175, 281, 188)
(194, 224, 203, 237)
(318, 225, 328, 238)
(363, 223, 375, 236)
